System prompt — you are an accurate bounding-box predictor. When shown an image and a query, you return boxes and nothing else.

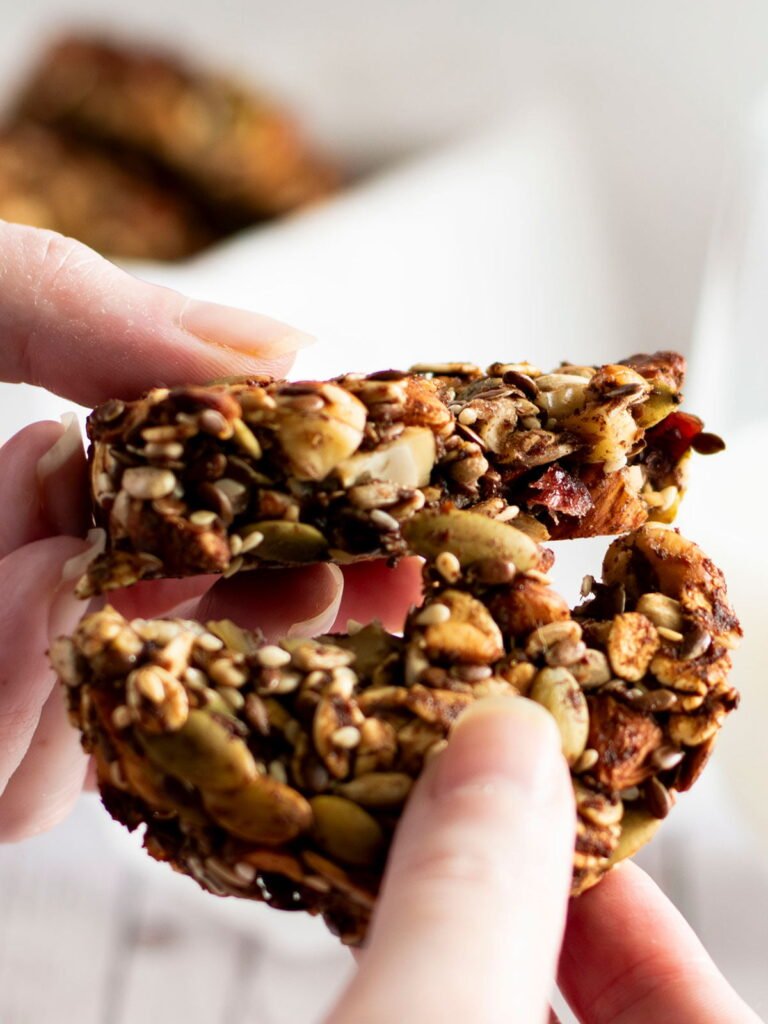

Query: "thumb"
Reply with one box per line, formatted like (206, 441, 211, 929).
(329, 697, 574, 1024)
(0, 222, 314, 405)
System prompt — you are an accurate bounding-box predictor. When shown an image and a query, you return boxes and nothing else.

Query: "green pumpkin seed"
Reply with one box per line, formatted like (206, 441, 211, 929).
(246, 521, 329, 563)
(608, 807, 662, 866)
(310, 795, 385, 866)
(634, 390, 678, 429)
(402, 510, 541, 574)
(335, 772, 413, 807)
(530, 668, 589, 766)
(204, 777, 312, 845)
(138, 709, 257, 790)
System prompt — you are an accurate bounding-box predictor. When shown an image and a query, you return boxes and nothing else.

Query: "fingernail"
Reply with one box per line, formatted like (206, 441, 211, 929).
(180, 299, 315, 359)
(48, 536, 101, 642)
(60, 528, 106, 584)
(431, 696, 563, 801)
(35, 413, 83, 484)
(286, 564, 344, 638)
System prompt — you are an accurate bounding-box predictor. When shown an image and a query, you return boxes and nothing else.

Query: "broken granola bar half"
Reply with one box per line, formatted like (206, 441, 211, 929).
(79, 352, 724, 596)
(51, 513, 740, 945)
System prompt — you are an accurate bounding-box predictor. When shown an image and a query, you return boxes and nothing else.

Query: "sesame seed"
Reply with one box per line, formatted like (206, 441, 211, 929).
(256, 645, 292, 668)
(435, 551, 461, 582)
(331, 726, 362, 749)
(189, 510, 218, 527)
(415, 603, 451, 626)
(111, 705, 132, 729)
(658, 626, 684, 642)
(240, 530, 264, 553)
(370, 508, 400, 532)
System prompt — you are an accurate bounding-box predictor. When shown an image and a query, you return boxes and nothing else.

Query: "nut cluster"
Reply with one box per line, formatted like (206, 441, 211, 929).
(80, 352, 722, 596)
(51, 513, 740, 945)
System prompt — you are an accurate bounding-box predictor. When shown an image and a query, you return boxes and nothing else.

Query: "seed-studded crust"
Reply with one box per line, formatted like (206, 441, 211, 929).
(79, 352, 718, 596)
(15, 36, 336, 228)
(0, 123, 212, 261)
(51, 516, 740, 945)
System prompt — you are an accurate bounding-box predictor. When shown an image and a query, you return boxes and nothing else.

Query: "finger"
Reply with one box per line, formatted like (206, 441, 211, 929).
(329, 697, 574, 1024)
(193, 563, 344, 641)
(36, 412, 90, 537)
(0, 535, 89, 792)
(115, 556, 422, 635)
(0, 420, 64, 557)
(0, 687, 87, 842)
(0, 416, 89, 560)
(558, 862, 761, 1024)
(109, 574, 219, 621)
(332, 557, 424, 633)
(0, 222, 314, 404)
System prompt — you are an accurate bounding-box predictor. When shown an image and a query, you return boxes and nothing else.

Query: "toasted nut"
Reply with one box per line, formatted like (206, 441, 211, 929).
(525, 620, 582, 659)
(336, 427, 437, 488)
(530, 667, 589, 765)
(607, 613, 660, 682)
(574, 781, 624, 827)
(274, 384, 366, 480)
(488, 577, 570, 636)
(587, 694, 663, 789)
(418, 590, 504, 664)
(668, 707, 725, 746)
(406, 686, 474, 729)
(569, 649, 612, 689)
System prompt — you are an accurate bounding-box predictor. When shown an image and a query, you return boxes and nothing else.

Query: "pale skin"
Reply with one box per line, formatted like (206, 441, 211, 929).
(0, 222, 760, 1024)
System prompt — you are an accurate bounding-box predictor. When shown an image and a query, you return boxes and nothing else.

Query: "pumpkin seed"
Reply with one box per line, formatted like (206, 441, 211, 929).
(310, 795, 385, 866)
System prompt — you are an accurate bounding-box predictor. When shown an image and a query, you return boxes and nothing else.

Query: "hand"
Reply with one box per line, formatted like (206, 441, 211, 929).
(326, 698, 761, 1024)
(0, 222, 423, 840)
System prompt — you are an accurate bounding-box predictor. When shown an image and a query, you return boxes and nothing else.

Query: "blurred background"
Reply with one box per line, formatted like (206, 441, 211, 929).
(1, 2, 767, 1021)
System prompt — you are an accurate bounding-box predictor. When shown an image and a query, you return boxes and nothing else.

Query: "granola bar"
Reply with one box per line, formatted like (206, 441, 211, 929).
(79, 352, 723, 596)
(0, 123, 212, 260)
(15, 36, 337, 228)
(51, 514, 740, 945)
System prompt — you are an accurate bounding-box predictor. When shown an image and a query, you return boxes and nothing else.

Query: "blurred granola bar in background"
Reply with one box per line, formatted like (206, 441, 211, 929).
(0, 34, 337, 259)
(0, 123, 212, 260)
